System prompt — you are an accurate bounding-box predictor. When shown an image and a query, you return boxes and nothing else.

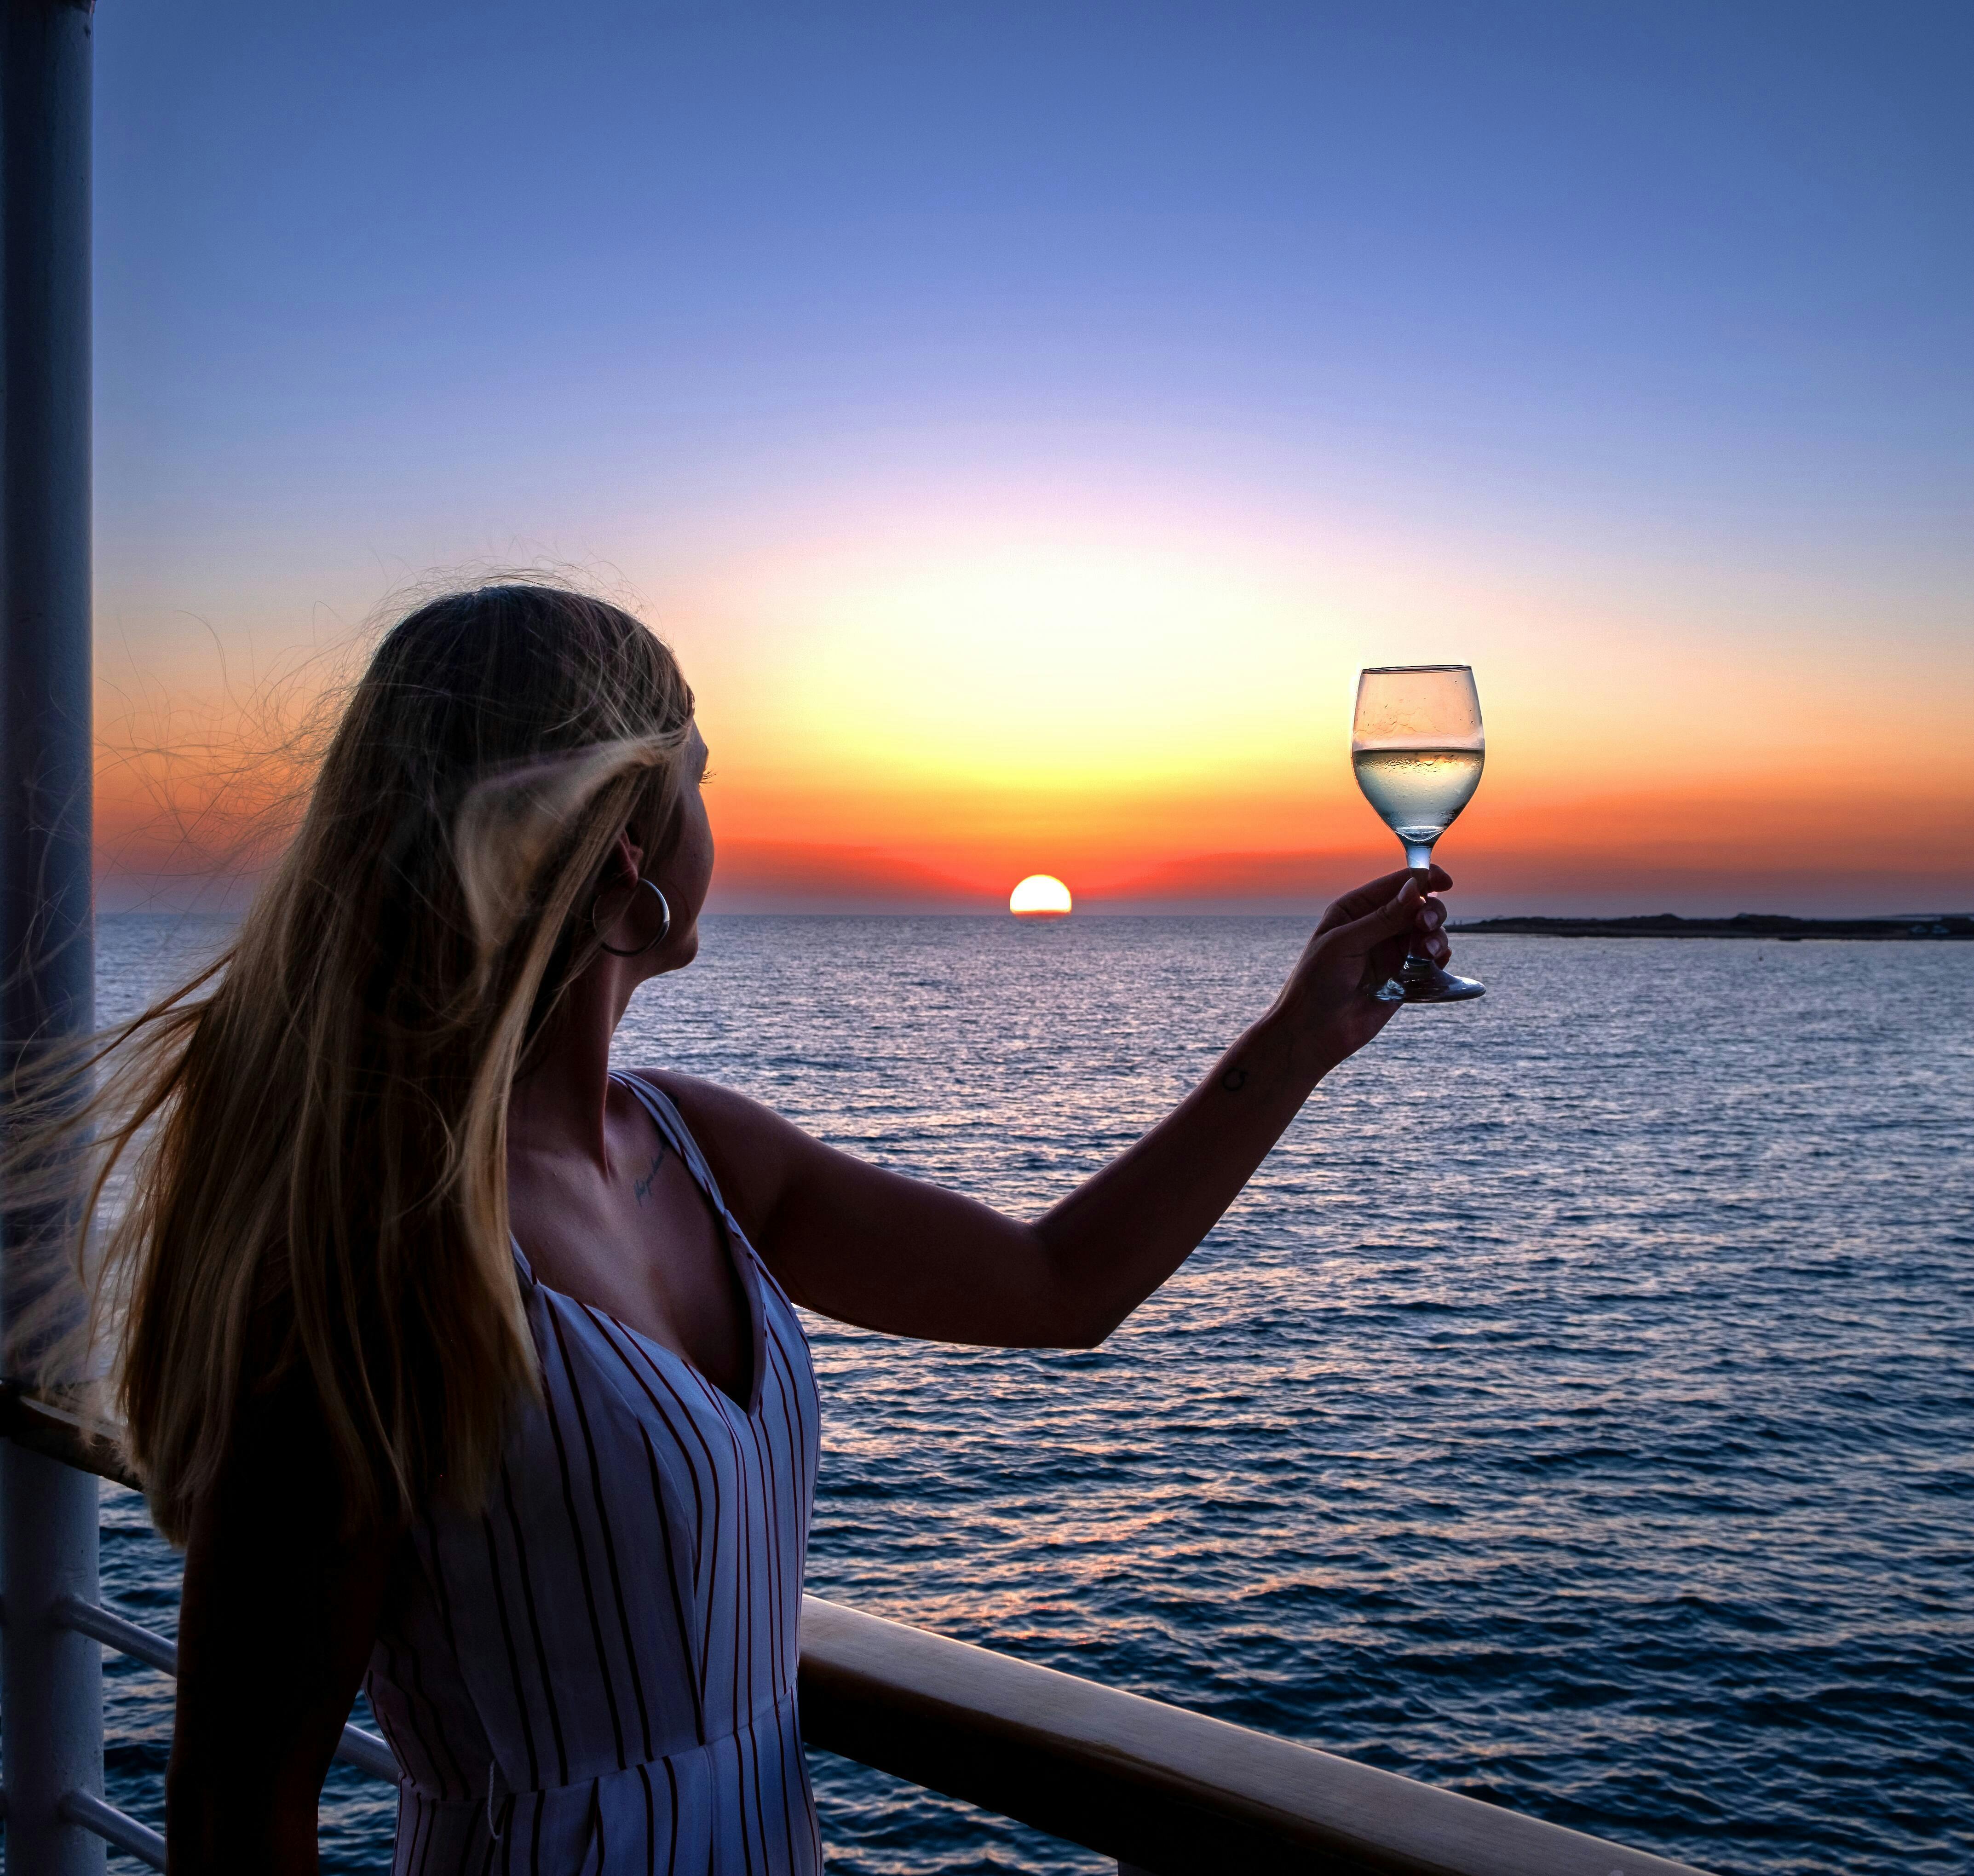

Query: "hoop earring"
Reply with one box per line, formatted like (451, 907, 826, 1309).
(593, 877, 672, 957)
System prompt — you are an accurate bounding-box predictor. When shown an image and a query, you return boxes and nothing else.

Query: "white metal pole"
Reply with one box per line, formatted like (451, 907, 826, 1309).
(1, 2, 106, 1870)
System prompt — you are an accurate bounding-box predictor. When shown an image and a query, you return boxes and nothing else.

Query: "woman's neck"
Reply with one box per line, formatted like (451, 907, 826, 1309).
(506, 957, 639, 1170)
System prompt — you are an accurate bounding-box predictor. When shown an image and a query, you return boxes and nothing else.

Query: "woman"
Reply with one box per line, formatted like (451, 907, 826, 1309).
(50, 583, 1450, 1872)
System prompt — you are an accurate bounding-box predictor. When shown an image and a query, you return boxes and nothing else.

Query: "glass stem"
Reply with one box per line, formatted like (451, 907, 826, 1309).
(1399, 840, 1438, 981)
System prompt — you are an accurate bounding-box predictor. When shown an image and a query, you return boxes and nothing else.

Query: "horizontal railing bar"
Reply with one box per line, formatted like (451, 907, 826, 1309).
(58, 1787, 167, 1870)
(797, 1596, 1717, 1876)
(57, 1592, 175, 1674)
(50, 1593, 398, 1783)
(10, 1387, 1718, 1876)
(334, 1720, 400, 1782)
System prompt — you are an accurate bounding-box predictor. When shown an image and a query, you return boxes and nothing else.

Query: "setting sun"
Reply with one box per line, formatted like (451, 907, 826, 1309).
(1009, 874, 1073, 918)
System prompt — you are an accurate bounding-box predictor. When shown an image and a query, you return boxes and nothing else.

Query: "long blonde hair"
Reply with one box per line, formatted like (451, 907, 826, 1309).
(6, 583, 696, 1542)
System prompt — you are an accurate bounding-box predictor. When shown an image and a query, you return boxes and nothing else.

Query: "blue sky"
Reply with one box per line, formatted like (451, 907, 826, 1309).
(98, 0, 1971, 583)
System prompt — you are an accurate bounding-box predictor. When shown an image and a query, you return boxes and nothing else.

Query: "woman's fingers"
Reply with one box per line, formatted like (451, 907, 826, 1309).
(1317, 864, 1455, 934)
(1409, 894, 1452, 964)
(1334, 880, 1453, 968)
(1335, 875, 1427, 955)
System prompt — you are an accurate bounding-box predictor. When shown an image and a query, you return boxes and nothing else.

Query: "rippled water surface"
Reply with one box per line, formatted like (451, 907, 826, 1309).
(81, 915, 1974, 1873)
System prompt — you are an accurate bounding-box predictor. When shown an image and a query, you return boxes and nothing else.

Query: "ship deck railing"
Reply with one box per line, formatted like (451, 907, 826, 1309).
(3, 1388, 1714, 1876)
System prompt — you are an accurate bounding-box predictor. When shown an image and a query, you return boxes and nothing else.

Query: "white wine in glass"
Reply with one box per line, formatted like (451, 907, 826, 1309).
(1352, 664, 1485, 1004)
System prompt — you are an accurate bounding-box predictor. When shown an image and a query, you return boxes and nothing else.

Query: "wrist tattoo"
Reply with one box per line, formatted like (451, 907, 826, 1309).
(1221, 1064, 1249, 1092)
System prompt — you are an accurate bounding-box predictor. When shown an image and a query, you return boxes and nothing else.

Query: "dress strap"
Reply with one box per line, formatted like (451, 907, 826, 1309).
(614, 1069, 769, 1415)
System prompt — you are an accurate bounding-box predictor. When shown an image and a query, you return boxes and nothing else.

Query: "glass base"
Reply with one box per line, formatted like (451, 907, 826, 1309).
(1376, 960, 1486, 1005)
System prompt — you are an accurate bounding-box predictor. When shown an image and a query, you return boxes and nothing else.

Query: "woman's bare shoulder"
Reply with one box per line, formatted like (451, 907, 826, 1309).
(619, 1067, 784, 1135)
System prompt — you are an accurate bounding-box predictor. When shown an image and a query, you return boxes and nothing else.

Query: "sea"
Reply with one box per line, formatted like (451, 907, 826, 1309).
(86, 914, 1973, 1874)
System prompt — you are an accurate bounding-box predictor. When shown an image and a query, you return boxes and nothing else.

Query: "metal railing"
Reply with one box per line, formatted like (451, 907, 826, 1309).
(36, 1594, 393, 1868)
(3, 1391, 400, 1868)
(3, 1387, 1717, 1876)
(3, 3, 105, 1870)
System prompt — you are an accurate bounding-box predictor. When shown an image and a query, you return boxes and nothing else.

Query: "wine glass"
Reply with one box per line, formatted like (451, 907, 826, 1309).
(1351, 664, 1486, 1004)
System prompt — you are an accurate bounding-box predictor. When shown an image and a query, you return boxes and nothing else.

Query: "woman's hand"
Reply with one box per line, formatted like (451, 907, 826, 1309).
(1276, 864, 1455, 1072)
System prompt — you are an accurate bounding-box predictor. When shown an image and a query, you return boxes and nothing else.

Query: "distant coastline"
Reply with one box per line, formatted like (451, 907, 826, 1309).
(1447, 913, 1973, 941)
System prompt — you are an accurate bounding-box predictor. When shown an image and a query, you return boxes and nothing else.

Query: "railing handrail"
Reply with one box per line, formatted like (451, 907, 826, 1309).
(1, 1388, 1717, 1876)
(800, 1595, 1709, 1876)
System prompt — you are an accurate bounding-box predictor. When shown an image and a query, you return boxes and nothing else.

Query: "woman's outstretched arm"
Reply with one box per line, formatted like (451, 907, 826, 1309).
(660, 867, 1450, 1348)
(168, 1377, 396, 1874)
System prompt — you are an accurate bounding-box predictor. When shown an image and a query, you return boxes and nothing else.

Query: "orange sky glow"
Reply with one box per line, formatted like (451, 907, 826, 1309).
(637, 500, 1972, 916)
(94, 494, 1974, 919)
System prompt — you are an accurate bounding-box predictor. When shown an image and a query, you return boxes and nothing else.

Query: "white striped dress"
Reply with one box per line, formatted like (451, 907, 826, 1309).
(365, 1075, 824, 1874)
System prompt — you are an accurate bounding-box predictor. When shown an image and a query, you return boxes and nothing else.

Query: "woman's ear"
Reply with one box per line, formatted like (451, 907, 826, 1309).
(613, 828, 645, 883)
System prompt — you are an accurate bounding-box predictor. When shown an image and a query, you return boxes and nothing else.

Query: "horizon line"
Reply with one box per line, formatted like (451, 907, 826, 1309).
(97, 901, 1974, 922)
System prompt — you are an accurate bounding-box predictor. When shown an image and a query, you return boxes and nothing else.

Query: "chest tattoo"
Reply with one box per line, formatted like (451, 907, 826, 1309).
(633, 1142, 668, 1207)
